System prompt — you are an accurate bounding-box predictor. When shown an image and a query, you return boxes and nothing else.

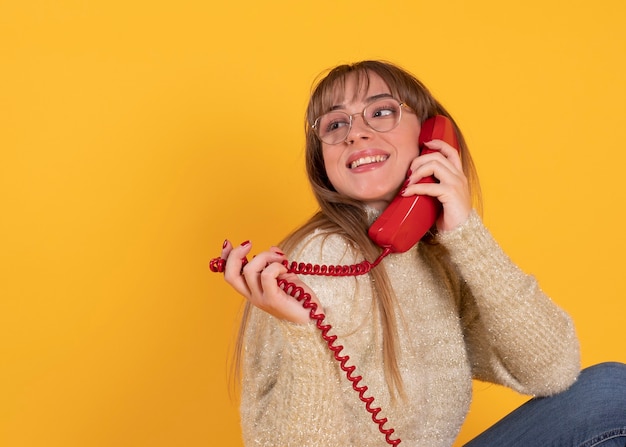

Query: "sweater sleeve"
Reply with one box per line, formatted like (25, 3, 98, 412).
(239, 231, 364, 447)
(436, 211, 581, 396)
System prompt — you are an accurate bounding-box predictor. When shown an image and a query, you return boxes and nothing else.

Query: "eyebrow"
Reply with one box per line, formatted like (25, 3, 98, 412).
(329, 92, 394, 111)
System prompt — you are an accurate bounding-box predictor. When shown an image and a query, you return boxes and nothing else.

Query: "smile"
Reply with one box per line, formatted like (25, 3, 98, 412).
(349, 154, 389, 169)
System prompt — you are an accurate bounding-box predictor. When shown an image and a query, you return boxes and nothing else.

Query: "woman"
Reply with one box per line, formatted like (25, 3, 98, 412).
(215, 60, 626, 446)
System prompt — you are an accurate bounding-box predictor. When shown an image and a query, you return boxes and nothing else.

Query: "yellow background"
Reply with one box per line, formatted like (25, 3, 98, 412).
(1, 1, 625, 446)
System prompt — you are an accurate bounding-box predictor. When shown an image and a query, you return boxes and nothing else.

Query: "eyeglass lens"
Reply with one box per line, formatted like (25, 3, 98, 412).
(315, 98, 403, 144)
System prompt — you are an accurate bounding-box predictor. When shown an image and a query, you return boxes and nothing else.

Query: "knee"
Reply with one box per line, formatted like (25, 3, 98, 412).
(574, 362, 626, 405)
(580, 361, 626, 383)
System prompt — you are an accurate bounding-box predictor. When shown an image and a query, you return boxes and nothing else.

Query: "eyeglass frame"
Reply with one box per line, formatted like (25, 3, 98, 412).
(311, 97, 413, 145)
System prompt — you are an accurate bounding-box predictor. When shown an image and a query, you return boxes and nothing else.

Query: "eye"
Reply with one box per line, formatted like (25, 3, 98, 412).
(372, 107, 394, 118)
(320, 113, 350, 133)
(327, 119, 348, 132)
(368, 100, 400, 120)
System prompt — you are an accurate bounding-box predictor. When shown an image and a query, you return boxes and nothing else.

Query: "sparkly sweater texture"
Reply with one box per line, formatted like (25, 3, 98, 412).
(240, 211, 580, 447)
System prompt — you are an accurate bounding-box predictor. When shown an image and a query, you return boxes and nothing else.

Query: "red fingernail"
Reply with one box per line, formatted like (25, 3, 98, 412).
(241, 240, 251, 246)
(406, 169, 412, 177)
(222, 239, 228, 249)
(275, 251, 285, 256)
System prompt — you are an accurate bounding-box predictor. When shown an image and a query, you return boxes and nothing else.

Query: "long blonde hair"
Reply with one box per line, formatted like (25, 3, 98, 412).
(233, 60, 482, 398)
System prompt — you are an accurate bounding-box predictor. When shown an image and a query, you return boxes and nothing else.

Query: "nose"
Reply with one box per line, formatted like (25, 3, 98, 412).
(344, 113, 373, 144)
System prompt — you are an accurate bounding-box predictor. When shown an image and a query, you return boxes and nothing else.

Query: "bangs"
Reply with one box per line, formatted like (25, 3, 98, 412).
(308, 63, 407, 125)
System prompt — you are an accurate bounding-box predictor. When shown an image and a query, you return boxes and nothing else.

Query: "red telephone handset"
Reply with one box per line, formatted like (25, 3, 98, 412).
(367, 115, 459, 253)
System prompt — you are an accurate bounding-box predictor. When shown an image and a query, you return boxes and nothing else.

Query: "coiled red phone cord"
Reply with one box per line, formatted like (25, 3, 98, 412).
(209, 248, 401, 446)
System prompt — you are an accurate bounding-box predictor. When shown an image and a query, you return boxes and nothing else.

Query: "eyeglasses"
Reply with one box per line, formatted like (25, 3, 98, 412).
(312, 97, 411, 145)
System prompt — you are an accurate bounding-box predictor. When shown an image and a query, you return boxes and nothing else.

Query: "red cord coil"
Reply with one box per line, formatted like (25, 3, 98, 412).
(276, 277, 401, 446)
(209, 251, 401, 446)
(282, 259, 374, 276)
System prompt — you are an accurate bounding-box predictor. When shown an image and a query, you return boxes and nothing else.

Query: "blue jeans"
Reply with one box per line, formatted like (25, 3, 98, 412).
(464, 362, 626, 447)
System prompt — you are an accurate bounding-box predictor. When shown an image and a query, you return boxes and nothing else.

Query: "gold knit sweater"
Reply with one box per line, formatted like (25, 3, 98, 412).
(239, 211, 580, 446)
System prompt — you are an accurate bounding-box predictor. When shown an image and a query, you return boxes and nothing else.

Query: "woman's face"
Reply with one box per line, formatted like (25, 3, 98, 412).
(321, 71, 421, 211)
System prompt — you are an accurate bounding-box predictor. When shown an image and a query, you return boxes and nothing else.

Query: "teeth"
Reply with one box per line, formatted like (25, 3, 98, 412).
(350, 155, 388, 169)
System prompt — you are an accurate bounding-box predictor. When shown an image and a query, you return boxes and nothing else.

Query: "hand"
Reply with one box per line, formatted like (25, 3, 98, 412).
(219, 240, 321, 324)
(402, 139, 472, 232)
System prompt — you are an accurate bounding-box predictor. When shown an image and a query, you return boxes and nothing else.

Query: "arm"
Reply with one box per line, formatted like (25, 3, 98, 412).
(437, 211, 581, 396)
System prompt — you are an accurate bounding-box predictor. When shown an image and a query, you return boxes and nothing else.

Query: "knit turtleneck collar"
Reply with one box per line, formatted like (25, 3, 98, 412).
(364, 205, 383, 225)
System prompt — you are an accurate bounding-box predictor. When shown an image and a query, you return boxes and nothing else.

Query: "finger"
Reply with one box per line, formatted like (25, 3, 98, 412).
(405, 164, 466, 197)
(403, 155, 469, 203)
(223, 240, 254, 296)
(220, 239, 232, 259)
(408, 155, 454, 186)
(259, 261, 289, 303)
(422, 140, 462, 171)
(260, 265, 318, 324)
(242, 250, 286, 299)
(208, 239, 234, 273)
(402, 180, 444, 199)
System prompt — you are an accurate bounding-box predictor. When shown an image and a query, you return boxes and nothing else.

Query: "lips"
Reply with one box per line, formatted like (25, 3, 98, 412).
(347, 150, 390, 169)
